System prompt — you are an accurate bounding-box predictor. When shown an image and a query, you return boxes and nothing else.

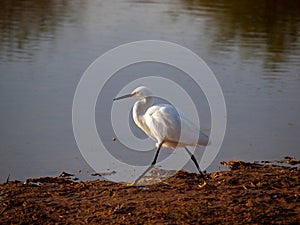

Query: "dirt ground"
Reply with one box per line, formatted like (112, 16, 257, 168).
(0, 159, 299, 224)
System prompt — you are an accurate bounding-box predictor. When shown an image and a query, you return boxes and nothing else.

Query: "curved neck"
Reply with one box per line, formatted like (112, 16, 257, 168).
(133, 97, 152, 116)
(132, 97, 154, 125)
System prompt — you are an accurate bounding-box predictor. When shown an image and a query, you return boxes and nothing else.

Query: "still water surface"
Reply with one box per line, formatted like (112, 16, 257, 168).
(0, 0, 299, 182)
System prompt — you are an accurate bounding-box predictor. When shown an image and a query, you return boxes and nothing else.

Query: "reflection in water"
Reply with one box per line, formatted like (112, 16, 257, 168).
(0, 0, 84, 62)
(1, 0, 299, 71)
(178, 0, 300, 74)
(0, 0, 299, 182)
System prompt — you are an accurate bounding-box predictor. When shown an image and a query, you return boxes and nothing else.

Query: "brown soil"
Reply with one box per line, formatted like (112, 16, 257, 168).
(0, 160, 299, 224)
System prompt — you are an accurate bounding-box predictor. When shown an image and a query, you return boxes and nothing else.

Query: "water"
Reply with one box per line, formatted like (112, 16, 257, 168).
(0, 0, 299, 182)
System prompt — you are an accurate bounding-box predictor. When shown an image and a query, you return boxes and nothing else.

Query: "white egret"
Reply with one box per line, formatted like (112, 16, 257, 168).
(113, 86, 209, 187)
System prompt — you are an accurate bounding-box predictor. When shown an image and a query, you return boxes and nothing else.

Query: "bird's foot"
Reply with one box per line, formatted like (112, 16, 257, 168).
(126, 181, 137, 187)
(198, 180, 207, 188)
(198, 179, 215, 190)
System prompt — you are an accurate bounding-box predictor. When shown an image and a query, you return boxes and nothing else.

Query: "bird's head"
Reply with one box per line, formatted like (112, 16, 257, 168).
(113, 86, 153, 101)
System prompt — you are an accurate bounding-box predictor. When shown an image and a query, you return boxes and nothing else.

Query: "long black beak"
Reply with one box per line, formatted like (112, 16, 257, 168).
(113, 93, 134, 101)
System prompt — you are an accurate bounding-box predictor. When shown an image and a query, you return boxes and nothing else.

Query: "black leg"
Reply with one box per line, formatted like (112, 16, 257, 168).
(129, 141, 163, 186)
(184, 147, 206, 179)
(151, 142, 163, 165)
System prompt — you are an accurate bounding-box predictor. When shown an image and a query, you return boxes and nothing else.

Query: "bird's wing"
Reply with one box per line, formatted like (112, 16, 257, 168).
(144, 104, 208, 146)
(177, 110, 209, 146)
(143, 104, 178, 143)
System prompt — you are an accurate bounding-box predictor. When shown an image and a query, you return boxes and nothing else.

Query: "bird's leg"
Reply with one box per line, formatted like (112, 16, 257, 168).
(184, 147, 208, 188)
(128, 142, 164, 186)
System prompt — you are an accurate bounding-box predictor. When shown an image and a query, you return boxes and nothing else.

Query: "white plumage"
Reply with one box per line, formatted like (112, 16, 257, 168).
(113, 86, 209, 186)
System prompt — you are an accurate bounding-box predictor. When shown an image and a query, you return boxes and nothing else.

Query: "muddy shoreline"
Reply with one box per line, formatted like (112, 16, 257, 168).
(0, 159, 299, 224)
